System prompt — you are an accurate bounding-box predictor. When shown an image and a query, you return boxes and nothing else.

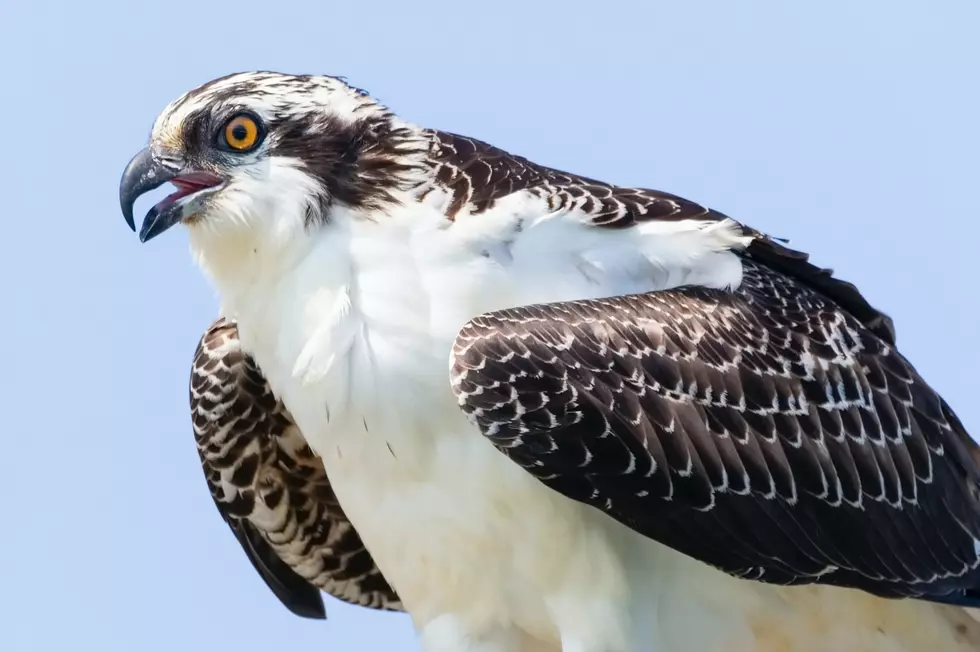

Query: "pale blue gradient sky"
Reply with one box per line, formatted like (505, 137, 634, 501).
(2, 1, 978, 650)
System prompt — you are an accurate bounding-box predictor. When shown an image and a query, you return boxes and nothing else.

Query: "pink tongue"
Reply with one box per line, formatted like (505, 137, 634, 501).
(155, 179, 206, 212)
(171, 179, 205, 194)
(172, 171, 222, 192)
(159, 172, 222, 210)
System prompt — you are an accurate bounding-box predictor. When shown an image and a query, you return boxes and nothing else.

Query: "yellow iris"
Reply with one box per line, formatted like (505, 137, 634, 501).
(223, 115, 259, 151)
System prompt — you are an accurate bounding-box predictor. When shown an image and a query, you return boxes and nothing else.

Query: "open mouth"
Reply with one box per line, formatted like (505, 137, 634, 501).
(120, 148, 228, 242)
(153, 171, 225, 215)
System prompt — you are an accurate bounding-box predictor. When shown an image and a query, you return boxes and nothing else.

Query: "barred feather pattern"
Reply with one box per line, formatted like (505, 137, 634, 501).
(450, 259, 980, 606)
(425, 130, 715, 226)
(191, 318, 402, 617)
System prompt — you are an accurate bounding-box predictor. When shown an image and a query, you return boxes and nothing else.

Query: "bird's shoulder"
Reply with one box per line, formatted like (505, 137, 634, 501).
(423, 128, 894, 344)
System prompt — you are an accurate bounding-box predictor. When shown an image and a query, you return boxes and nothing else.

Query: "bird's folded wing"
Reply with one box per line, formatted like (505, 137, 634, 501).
(191, 318, 402, 618)
(450, 259, 980, 607)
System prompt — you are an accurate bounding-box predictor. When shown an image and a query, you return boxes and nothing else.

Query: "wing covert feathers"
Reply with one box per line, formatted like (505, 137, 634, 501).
(451, 259, 980, 607)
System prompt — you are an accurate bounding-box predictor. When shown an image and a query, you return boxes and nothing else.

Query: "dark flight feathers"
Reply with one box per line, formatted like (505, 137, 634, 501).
(225, 516, 327, 619)
(452, 261, 980, 607)
(437, 130, 980, 607)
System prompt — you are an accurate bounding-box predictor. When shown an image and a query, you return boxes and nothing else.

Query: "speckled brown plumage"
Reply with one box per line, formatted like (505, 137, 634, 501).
(425, 130, 713, 227)
(451, 259, 980, 607)
(190, 317, 402, 618)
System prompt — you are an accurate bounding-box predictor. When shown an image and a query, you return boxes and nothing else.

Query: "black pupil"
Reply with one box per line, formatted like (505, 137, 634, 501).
(231, 123, 249, 142)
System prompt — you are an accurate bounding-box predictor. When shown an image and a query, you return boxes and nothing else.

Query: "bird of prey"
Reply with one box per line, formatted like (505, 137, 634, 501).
(120, 71, 980, 651)
(190, 316, 402, 618)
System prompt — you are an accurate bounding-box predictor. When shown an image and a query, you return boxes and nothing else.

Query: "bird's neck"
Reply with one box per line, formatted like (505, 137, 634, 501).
(190, 227, 310, 304)
(189, 220, 343, 345)
(189, 202, 458, 427)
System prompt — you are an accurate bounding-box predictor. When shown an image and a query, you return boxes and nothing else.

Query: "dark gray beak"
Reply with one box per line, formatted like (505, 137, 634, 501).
(119, 148, 224, 243)
(120, 148, 177, 236)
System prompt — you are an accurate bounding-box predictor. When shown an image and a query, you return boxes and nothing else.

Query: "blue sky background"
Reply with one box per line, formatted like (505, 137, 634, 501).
(2, 1, 978, 650)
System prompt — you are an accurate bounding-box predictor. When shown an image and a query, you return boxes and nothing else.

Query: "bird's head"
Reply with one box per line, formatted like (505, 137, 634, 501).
(119, 71, 429, 250)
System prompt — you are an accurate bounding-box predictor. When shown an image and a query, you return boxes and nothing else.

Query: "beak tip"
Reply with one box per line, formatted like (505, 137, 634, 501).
(138, 205, 171, 243)
(120, 147, 173, 237)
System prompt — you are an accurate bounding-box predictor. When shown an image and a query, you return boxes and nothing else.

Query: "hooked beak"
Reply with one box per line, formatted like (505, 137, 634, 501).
(119, 148, 225, 242)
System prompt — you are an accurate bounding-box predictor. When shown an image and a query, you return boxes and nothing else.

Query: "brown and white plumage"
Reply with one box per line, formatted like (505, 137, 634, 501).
(426, 130, 980, 605)
(452, 259, 980, 603)
(191, 317, 402, 618)
(121, 71, 980, 651)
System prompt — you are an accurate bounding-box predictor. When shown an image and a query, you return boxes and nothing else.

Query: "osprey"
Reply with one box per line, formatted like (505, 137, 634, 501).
(121, 71, 980, 651)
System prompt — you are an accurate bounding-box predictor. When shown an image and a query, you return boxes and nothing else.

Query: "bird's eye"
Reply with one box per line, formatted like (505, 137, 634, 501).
(220, 114, 263, 152)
